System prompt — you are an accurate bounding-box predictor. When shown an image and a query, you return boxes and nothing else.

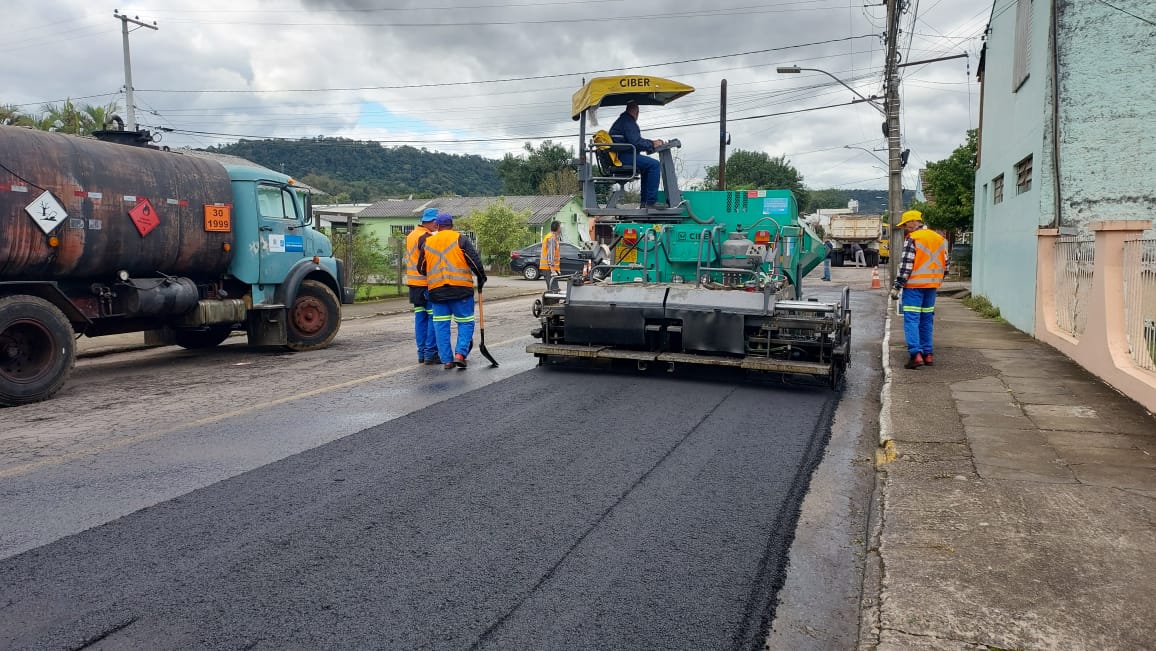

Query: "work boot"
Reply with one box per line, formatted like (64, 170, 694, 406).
(443, 362, 456, 370)
(424, 356, 442, 365)
(904, 353, 924, 369)
(454, 353, 468, 369)
(923, 353, 934, 366)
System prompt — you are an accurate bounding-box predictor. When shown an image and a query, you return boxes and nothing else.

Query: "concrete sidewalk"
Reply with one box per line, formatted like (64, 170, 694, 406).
(865, 294, 1156, 649)
(75, 277, 543, 358)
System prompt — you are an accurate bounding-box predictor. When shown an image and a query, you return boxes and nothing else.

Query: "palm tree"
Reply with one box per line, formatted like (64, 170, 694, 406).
(0, 104, 30, 126)
(80, 100, 121, 133)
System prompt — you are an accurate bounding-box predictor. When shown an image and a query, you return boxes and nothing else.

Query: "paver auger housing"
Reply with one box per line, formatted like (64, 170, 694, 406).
(526, 76, 851, 387)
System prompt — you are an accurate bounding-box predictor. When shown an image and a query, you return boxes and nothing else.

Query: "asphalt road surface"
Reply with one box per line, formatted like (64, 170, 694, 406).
(1, 277, 878, 650)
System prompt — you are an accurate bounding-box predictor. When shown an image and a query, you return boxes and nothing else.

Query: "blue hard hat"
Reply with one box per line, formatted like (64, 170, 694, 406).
(420, 208, 438, 222)
(435, 212, 454, 226)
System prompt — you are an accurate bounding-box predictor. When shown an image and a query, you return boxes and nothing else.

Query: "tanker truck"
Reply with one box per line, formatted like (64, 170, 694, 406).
(0, 126, 354, 406)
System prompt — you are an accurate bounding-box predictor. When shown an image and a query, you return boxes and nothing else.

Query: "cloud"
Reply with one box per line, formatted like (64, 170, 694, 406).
(2, 0, 984, 190)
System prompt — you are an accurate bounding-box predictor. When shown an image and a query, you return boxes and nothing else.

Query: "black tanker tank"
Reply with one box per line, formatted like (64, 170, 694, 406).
(0, 126, 234, 281)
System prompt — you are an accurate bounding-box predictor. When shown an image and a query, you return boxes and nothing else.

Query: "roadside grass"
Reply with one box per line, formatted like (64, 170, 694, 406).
(961, 294, 1007, 324)
(354, 284, 405, 302)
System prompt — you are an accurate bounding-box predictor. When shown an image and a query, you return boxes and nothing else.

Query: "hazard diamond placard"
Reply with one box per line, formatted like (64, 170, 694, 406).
(24, 190, 68, 235)
(129, 198, 160, 237)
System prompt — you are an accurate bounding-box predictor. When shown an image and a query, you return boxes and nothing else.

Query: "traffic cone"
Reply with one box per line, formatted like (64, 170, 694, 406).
(870, 266, 881, 289)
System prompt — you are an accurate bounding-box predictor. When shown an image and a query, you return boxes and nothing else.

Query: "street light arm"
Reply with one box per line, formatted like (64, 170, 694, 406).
(776, 66, 886, 115)
(843, 145, 888, 166)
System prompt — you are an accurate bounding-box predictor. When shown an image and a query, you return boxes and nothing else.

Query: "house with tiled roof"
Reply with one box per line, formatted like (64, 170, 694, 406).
(355, 194, 588, 254)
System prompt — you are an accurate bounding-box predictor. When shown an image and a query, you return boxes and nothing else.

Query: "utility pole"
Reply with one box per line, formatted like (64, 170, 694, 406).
(884, 0, 904, 285)
(114, 10, 158, 132)
(718, 79, 728, 190)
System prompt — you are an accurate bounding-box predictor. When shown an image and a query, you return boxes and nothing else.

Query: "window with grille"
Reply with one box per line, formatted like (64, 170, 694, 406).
(1015, 155, 1033, 194)
(1012, 0, 1032, 91)
(993, 174, 1004, 204)
(391, 225, 414, 237)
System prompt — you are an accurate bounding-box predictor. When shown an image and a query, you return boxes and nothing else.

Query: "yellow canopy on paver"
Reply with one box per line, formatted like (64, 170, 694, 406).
(570, 76, 695, 121)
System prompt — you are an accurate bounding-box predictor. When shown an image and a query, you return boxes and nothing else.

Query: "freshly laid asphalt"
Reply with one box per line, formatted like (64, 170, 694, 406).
(28, 269, 1156, 649)
(0, 363, 837, 650)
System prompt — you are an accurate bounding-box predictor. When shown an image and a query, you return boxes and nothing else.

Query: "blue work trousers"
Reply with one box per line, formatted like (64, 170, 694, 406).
(902, 287, 937, 356)
(410, 286, 438, 362)
(822, 258, 831, 281)
(623, 153, 661, 205)
(431, 296, 476, 363)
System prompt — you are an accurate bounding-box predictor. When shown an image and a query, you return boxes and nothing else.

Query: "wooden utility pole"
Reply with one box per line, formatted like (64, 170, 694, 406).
(885, 0, 903, 284)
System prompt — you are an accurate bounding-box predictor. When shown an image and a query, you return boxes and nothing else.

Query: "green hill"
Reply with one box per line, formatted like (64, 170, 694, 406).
(206, 137, 501, 201)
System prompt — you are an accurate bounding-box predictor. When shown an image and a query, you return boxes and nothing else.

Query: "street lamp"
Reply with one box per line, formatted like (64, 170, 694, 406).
(775, 66, 885, 115)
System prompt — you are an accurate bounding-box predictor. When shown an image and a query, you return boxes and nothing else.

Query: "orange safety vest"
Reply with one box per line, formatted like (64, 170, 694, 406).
(405, 225, 434, 287)
(906, 228, 948, 289)
(540, 231, 560, 273)
(424, 229, 474, 290)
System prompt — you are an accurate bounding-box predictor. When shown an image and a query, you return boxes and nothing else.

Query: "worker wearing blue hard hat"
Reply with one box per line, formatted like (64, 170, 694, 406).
(419, 212, 487, 369)
(406, 208, 441, 364)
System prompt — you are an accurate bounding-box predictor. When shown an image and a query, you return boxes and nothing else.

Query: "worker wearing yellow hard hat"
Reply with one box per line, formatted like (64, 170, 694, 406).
(890, 209, 949, 369)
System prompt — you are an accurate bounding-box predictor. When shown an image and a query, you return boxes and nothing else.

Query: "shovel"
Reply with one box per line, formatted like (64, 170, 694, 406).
(477, 292, 498, 367)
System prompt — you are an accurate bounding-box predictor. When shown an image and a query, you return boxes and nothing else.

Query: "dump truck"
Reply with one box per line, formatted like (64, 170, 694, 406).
(0, 125, 354, 406)
(828, 214, 883, 267)
(526, 76, 851, 388)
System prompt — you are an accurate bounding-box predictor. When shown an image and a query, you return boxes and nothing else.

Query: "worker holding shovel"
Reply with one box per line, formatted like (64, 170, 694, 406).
(420, 212, 491, 369)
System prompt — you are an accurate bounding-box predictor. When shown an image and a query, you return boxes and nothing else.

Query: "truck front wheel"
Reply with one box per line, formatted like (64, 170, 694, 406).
(286, 280, 341, 352)
(0, 295, 76, 407)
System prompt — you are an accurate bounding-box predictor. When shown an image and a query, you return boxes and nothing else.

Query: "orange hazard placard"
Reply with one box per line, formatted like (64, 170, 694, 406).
(204, 204, 232, 232)
(129, 198, 160, 237)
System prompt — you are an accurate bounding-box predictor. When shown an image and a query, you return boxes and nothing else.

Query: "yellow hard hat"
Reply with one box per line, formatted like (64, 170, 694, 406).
(898, 210, 923, 227)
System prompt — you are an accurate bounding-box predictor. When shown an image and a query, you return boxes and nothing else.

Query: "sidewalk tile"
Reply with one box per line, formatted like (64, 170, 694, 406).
(1023, 404, 1116, 433)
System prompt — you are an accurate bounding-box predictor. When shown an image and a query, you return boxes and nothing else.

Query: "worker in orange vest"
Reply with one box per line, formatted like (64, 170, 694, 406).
(890, 210, 949, 369)
(419, 213, 487, 369)
(406, 208, 440, 364)
(539, 220, 562, 291)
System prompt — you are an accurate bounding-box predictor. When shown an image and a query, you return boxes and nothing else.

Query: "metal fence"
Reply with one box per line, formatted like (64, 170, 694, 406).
(1054, 238, 1095, 338)
(1123, 238, 1156, 373)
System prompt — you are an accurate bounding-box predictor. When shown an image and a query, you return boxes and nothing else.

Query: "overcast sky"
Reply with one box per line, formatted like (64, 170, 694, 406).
(3, 1, 990, 191)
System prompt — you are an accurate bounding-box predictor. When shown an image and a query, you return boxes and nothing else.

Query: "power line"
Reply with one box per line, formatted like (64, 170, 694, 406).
(164, 98, 876, 145)
(137, 34, 876, 94)
(158, 2, 851, 28)
(1096, 0, 1156, 26)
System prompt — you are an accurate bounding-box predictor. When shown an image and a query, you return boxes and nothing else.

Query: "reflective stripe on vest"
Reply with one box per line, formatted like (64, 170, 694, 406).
(424, 230, 474, 289)
(540, 232, 560, 272)
(406, 226, 433, 287)
(907, 229, 947, 289)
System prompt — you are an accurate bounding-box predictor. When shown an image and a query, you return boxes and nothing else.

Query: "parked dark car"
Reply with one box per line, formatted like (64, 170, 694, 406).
(509, 242, 591, 280)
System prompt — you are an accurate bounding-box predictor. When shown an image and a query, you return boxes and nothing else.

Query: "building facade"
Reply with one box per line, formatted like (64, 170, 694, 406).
(974, 0, 1156, 332)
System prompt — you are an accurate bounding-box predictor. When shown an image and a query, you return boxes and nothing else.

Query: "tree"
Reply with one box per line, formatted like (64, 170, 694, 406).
(497, 141, 575, 195)
(804, 188, 850, 213)
(327, 227, 388, 299)
(455, 199, 534, 271)
(702, 150, 809, 208)
(909, 129, 977, 240)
